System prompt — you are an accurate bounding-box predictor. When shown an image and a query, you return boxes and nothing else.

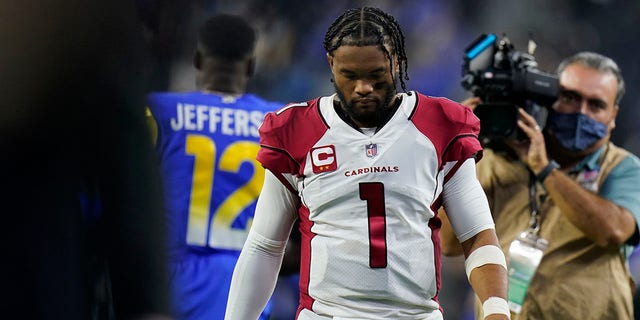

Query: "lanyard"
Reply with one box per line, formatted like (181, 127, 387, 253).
(527, 170, 543, 235)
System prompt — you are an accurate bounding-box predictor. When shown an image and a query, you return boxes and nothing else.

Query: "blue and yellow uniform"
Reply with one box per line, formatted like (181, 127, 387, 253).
(147, 91, 282, 320)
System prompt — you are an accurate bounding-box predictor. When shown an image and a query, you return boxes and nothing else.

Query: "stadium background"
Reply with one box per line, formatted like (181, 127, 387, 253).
(137, 0, 640, 319)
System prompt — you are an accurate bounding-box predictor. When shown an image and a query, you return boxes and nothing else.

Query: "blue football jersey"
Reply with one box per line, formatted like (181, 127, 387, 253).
(147, 91, 282, 320)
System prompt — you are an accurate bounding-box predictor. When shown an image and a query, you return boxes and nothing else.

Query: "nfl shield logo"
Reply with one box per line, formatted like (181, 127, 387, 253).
(365, 143, 377, 158)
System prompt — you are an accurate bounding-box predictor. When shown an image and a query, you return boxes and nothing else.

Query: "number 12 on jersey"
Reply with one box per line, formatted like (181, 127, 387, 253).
(185, 134, 264, 250)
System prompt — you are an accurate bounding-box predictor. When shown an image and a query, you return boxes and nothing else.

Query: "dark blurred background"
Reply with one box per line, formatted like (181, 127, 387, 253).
(135, 0, 639, 319)
(139, 0, 640, 155)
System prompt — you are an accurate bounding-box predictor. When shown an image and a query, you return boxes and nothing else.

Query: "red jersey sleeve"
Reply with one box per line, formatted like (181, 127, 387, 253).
(410, 93, 483, 167)
(257, 99, 329, 176)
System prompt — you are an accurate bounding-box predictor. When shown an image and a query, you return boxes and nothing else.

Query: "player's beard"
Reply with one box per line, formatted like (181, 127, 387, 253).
(334, 82, 396, 127)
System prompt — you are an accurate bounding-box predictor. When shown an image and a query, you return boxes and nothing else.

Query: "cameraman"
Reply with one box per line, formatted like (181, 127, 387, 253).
(441, 52, 640, 319)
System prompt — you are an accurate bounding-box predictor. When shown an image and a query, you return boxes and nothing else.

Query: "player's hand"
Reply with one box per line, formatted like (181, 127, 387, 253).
(460, 96, 482, 111)
(505, 108, 549, 174)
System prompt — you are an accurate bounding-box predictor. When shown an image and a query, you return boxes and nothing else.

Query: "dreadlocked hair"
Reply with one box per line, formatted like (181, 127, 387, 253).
(323, 7, 410, 93)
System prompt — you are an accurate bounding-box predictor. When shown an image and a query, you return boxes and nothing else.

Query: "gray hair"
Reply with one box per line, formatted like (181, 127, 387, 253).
(556, 52, 625, 105)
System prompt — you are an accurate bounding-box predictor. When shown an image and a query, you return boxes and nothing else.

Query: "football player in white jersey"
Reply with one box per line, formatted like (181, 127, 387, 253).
(225, 7, 509, 320)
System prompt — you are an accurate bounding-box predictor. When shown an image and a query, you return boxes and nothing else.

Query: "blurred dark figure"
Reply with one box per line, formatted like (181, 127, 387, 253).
(0, 1, 171, 319)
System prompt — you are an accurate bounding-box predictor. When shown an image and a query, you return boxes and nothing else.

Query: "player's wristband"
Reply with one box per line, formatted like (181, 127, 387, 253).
(536, 160, 560, 183)
(482, 296, 510, 319)
(464, 245, 507, 281)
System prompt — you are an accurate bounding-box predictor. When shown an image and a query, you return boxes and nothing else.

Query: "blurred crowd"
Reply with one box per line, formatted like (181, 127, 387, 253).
(140, 0, 640, 154)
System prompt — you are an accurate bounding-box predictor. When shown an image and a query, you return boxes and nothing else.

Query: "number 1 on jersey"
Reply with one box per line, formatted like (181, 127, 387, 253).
(359, 182, 387, 268)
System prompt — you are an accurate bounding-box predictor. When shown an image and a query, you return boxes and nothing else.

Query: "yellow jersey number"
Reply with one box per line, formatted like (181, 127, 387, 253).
(184, 134, 264, 250)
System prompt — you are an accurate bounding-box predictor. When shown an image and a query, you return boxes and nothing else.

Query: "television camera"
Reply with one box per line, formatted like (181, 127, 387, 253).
(461, 33, 559, 144)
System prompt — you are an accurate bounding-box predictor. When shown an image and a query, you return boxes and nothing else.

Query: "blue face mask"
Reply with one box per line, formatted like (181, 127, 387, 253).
(547, 111, 608, 152)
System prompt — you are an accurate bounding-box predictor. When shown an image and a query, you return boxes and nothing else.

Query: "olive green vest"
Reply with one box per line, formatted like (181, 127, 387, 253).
(475, 143, 634, 320)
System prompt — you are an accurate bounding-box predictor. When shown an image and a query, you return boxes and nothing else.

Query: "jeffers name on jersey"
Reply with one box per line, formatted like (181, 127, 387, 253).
(169, 102, 264, 137)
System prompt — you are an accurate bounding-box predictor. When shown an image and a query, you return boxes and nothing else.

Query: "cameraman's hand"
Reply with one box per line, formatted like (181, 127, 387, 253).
(505, 108, 550, 174)
(460, 97, 482, 111)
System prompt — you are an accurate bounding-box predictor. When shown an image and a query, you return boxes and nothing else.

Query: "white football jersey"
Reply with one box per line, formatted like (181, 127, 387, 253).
(257, 91, 483, 319)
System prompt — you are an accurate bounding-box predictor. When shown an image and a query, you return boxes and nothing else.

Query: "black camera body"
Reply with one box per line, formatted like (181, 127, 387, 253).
(461, 33, 559, 144)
